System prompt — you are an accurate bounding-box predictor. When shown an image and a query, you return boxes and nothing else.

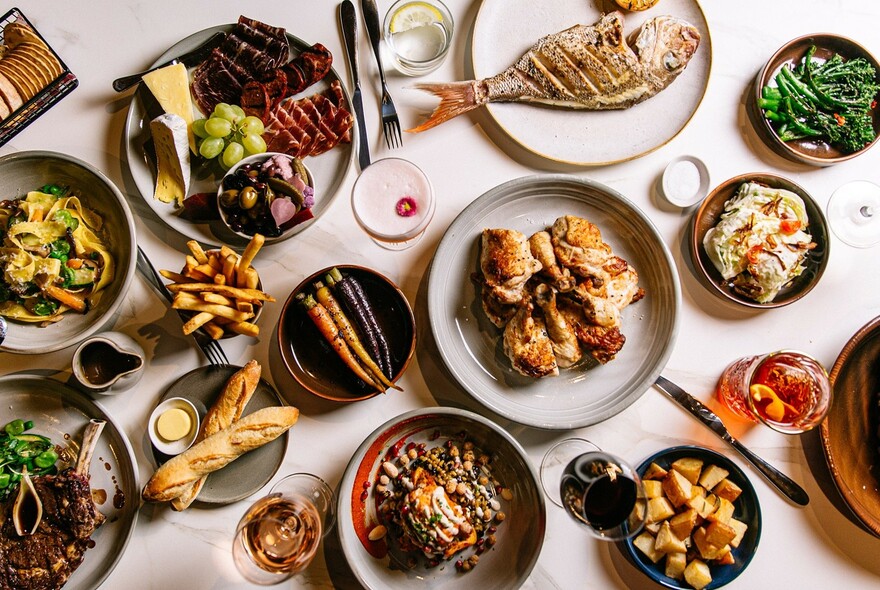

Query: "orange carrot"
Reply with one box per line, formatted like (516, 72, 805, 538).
(297, 293, 383, 391)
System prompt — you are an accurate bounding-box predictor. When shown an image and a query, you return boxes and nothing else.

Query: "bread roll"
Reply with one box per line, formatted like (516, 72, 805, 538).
(170, 360, 261, 511)
(142, 405, 299, 503)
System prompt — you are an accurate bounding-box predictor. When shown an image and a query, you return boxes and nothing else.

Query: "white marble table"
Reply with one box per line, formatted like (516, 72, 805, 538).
(2, 0, 880, 588)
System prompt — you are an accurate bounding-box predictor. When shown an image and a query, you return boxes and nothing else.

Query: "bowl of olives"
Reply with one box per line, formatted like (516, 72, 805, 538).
(217, 152, 316, 244)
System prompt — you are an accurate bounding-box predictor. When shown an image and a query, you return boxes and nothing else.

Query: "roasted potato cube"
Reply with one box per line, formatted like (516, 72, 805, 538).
(714, 548, 735, 565)
(654, 521, 688, 554)
(707, 496, 735, 524)
(684, 558, 713, 590)
(644, 479, 664, 499)
(693, 526, 729, 560)
(633, 531, 664, 563)
(665, 551, 687, 580)
(669, 507, 699, 540)
(690, 485, 706, 499)
(644, 462, 669, 480)
(663, 469, 694, 508)
(646, 497, 676, 524)
(645, 521, 662, 534)
(705, 520, 737, 547)
(687, 493, 717, 519)
(671, 457, 704, 485)
(713, 478, 743, 502)
(728, 518, 749, 548)
(698, 464, 730, 490)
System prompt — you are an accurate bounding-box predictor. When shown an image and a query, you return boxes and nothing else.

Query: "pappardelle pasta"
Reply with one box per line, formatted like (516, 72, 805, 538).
(0, 184, 114, 323)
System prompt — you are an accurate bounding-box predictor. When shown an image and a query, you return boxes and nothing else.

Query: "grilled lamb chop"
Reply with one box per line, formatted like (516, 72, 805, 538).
(0, 420, 106, 590)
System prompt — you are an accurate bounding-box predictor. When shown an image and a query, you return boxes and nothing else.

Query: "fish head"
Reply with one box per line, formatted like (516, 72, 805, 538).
(631, 16, 701, 85)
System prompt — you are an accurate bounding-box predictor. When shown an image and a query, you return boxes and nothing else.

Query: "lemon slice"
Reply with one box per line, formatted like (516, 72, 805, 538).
(390, 2, 443, 34)
(749, 383, 786, 422)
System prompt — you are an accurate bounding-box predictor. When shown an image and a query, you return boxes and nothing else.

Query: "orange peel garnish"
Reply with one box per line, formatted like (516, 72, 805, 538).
(749, 383, 796, 422)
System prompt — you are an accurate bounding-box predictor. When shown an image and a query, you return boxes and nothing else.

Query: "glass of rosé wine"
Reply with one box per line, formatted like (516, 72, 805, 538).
(716, 350, 832, 434)
(232, 473, 335, 585)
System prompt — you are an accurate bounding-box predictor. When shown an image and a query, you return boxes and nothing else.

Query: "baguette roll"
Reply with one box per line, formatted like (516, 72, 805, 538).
(143, 405, 299, 503)
(171, 360, 261, 511)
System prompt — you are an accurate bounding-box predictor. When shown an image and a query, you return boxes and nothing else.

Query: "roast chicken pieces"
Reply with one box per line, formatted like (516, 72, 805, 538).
(479, 215, 644, 377)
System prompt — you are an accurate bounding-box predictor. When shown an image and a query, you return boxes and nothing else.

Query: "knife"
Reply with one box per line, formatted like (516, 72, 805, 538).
(340, 0, 371, 170)
(112, 31, 226, 92)
(654, 375, 810, 506)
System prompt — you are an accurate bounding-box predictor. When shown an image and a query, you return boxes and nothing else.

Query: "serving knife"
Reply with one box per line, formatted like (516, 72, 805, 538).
(340, 0, 371, 170)
(654, 375, 810, 506)
(112, 31, 226, 92)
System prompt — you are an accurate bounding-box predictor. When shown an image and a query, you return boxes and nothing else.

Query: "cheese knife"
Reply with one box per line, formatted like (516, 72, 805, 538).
(112, 31, 226, 92)
(654, 375, 810, 506)
(340, 0, 371, 170)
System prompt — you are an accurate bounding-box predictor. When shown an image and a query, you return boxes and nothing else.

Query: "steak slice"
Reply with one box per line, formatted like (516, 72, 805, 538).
(0, 420, 105, 590)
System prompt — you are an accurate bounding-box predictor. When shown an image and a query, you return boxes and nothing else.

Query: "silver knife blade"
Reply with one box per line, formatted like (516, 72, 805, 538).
(655, 375, 810, 506)
(112, 31, 226, 92)
(340, 0, 371, 170)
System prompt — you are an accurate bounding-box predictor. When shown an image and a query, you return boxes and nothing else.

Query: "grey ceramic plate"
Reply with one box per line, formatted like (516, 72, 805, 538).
(0, 151, 137, 354)
(337, 407, 545, 590)
(427, 175, 681, 429)
(0, 375, 139, 590)
(471, 0, 711, 165)
(821, 315, 880, 536)
(152, 365, 287, 504)
(124, 25, 352, 247)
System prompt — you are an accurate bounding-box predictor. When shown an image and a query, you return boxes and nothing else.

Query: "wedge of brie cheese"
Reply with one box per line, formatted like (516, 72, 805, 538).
(150, 113, 190, 207)
(142, 63, 196, 153)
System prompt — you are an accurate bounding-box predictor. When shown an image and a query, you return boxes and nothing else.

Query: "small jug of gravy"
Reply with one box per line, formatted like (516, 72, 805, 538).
(72, 331, 145, 395)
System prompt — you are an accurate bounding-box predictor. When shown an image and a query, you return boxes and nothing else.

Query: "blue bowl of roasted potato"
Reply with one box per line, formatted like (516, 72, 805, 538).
(623, 445, 762, 590)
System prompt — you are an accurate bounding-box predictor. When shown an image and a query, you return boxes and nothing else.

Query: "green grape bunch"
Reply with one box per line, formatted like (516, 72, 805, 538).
(192, 103, 268, 169)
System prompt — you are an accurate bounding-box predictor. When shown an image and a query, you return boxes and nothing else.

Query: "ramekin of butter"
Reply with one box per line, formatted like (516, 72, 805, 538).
(148, 397, 200, 456)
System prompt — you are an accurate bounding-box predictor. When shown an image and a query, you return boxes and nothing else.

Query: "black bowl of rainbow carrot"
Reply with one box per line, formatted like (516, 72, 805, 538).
(277, 265, 416, 402)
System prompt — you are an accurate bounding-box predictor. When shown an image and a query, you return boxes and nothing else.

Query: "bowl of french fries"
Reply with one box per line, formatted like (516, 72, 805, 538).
(160, 235, 275, 340)
(623, 446, 761, 590)
(277, 265, 416, 402)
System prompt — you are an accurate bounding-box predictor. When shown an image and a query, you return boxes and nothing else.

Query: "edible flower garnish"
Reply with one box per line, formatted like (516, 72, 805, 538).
(396, 197, 417, 217)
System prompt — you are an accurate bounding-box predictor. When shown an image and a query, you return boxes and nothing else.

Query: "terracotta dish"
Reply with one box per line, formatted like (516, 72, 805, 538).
(277, 265, 415, 402)
(821, 315, 880, 537)
(690, 173, 829, 309)
(748, 33, 880, 166)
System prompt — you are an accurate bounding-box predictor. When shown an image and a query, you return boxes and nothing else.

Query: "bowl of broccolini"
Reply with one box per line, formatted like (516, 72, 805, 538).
(751, 33, 880, 166)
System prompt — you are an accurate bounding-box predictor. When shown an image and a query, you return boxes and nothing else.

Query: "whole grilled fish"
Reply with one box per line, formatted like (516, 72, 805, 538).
(408, 11, 700, 132)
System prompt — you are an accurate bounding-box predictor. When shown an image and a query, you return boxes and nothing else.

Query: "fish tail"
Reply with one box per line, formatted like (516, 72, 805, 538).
(407, 81, 484, 133)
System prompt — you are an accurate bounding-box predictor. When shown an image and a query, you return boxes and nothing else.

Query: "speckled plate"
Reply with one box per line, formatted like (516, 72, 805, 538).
(151, 365, 288, 504)
(821, 315, 880, 536)
(624, 445, 762, 589)
(337, 407, 545, 589)
(0, 375, 138, 590)
(123, 25, 352, 247)
(427, 175, 681, 430)
(470, 0, 712, 165)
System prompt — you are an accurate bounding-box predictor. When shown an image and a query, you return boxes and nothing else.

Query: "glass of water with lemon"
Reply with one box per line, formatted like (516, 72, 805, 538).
(383, 0, 453, 76)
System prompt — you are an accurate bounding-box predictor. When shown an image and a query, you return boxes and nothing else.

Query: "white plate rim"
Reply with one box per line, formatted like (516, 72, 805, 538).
(123, 24, 353, 247)
(336, 406, 546, 589)
(469, 0, 713, 166)
(427, 174, 681, 429)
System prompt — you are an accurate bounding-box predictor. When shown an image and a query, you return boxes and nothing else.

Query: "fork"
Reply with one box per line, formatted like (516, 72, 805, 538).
(361, 0, 403, 149)
(135, 246, 229, 366)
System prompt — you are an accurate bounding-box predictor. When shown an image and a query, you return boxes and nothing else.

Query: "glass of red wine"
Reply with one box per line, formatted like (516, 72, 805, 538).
(232, 473, 335, 585)
(541, 439, 646, 541)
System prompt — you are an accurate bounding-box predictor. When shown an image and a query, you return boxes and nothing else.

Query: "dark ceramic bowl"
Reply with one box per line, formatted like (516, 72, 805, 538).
(277, 265, 415, 402)
(749, 33, 880, 166)
(624, 445, 762, 590)
(821, 315, 880, 537)
(690, 173, 829, 309)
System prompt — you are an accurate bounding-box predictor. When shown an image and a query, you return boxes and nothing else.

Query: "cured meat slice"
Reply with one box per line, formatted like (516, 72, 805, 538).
(191, 50, 244, 115)
(282, 44, 333, 95)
